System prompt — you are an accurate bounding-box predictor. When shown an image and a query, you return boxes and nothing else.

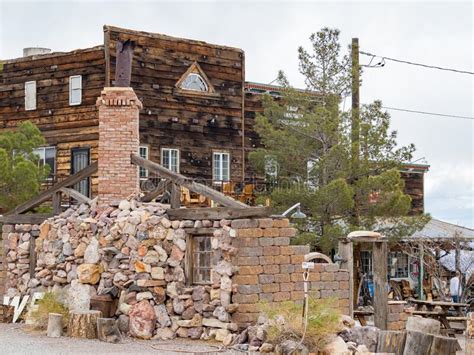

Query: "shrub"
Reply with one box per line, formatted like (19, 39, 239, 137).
(28, 292, 69, 330)
(260, 296, 342, 350)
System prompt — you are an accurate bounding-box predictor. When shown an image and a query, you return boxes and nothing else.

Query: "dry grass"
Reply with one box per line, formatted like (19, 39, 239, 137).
(27, 292, 69, 330)
(260, 296, 342, 350)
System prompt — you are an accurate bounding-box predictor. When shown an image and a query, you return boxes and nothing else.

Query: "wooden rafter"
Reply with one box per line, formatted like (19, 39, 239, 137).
(167, 206, 270, 220)
(131, 154, 247, 209)
(60, 188, 92, 204)
(0, 214, 53, 224)
(7, 161, 98, 215)
(141, 179, 172, 203)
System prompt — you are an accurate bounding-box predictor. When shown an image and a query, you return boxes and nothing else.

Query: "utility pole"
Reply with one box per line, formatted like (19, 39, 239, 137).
(351, 38, 361, 226)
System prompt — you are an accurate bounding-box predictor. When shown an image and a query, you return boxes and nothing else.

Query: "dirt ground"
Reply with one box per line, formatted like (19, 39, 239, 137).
(0, 323, 240, 355)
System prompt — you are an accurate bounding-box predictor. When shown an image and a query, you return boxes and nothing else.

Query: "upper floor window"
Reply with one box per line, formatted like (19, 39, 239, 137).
(213, 152, 230, 182)
(180, 73, 208, 92)
(139, 145, 149, 179)
(161, 148, 180, 173)
(69, 75, 82, 106)
(33, 146, 56, 178)
(25, 81, 36, 111)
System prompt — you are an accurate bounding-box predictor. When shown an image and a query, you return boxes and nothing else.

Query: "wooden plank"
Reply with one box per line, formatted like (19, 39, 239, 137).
(373, 240, 388, 330)
(0, 214, 53, 224)
(60, 188, 92, 204)
(52, 191, 62, 214)
(141, 179, 172, 202)
(131, 154, 246, 208)
(8, 161, 98, 215)
(337, 238, 354, 317)
(167, 206, 271, 220)
(183, 228, 216, 235)
(377, 330, 406, 355)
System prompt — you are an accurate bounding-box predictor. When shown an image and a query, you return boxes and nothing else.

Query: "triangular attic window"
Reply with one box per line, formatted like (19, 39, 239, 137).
(176, 62, 215, 93)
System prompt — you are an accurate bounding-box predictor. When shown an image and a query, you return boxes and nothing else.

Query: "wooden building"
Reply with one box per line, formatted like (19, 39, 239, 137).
(0, 25, 428, 213)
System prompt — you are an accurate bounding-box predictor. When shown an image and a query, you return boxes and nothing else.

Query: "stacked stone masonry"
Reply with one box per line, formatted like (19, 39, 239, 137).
(231, 217, 350, 326)
(387, 301, 409, 331)
(2, 197, 350, 340)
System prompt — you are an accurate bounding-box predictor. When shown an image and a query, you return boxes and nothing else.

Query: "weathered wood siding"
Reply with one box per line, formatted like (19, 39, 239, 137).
(243, 91, 264, 180)
(106, 26, 245, 183)
(0, 47, 105, 196)
(401, 171, 425, 215)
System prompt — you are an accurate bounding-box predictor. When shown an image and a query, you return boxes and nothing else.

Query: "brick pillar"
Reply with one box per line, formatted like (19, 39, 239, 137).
(96, 87, 142, 206)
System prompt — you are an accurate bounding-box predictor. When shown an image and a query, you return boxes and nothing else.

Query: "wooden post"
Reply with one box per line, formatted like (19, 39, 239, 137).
(47, 313, 63, 338)
(377, 330, 406, 355)
(351, 37, 361, 226)
(338, 238, 354, 317)
(419, 242, 424, 300)
(170, 183, 181, 209)
(52, 191, 61, 215)
(373, 240, 388, 330)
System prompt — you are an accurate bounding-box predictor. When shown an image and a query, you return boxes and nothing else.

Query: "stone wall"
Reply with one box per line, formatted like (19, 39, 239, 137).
(3, 197, 350, 341)
(387, 301, 409, 331)
(231, 218, 350, 326)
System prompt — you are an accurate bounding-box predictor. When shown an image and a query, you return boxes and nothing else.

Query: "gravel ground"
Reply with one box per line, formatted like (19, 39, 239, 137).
(0, 323, 240, 355)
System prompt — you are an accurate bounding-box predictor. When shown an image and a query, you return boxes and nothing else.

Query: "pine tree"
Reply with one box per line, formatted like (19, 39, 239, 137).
(0, 121, 50, 212)
(250, 28, 428, 252)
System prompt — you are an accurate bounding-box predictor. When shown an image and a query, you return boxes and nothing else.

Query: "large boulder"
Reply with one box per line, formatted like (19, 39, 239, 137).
(129, 300, 156, 339)
(83, 238, 100, 264)
(67, 280, 91, 312)
(322, 335, 349, 354)
(339, 326, 379, 352)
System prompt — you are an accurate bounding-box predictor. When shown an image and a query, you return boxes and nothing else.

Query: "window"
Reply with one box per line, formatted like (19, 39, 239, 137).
(389, 252, 409, 278)
(161, 148, 180, 173)
(213, 152, 230, 182)
(360, 250, 373, 282)
(33, 146, 56, 178)
(192, 236, 215, 284)
(139, 145, 149, 179)
(25, 81, 36, 110)
(180, 73, 208, 92)
(69, 75, 82, 105)
(71, 148, 90, 197)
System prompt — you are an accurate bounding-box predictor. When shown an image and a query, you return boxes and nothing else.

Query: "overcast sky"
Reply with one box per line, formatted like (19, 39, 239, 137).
(1, 0, 473, 228)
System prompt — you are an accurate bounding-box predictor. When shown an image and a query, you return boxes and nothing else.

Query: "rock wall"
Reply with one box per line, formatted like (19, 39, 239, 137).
(2, 197, 350, 341)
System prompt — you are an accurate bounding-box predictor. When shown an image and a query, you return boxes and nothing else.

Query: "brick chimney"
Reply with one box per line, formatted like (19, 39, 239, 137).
(96, 87, 142, 206)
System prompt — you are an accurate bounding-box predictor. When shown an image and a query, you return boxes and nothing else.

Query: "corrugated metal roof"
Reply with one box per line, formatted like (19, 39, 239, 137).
(409, 218, 474, 241)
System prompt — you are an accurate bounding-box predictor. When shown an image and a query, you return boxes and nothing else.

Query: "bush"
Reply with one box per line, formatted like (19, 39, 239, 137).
(260, 296, 342, 350)
(28, 292, 69, 330)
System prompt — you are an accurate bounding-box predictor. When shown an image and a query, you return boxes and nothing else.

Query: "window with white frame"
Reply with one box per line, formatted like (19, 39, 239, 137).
(25, 81, 37, 111)
(161, 148, 180, 173)
(33, 146, 56, 178)
(181, 73, 209, 92)
(69, 75, 82, 105)
(388, 252, 409, 278)
(213, 152, 230, 182)
(139, 145, 149, 179)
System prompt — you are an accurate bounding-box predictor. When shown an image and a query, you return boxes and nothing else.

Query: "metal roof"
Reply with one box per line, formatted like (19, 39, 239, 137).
(409, 218, 474, 241)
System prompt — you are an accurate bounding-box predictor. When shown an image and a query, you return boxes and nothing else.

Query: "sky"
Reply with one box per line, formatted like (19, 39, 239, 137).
(1, 0, 473, 228)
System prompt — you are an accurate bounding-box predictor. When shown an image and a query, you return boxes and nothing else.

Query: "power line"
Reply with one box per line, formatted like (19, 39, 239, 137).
(381, 106, 474, 121)
(360, 50, 474, 75)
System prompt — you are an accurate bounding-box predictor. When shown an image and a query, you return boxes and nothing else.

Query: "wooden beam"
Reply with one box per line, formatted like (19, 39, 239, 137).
(131, 154, 247, 208)
(142, 179, 171, 202)
(167, 206, 271, 220)
(183, 228, 216, 235)
(0, 214, 53, 224)
(60, 188, 92, 204)
(337, 238, 354, 318)
(373, 240, 388, 330)
(52, 191, 62, 215)
(8, 162, 98, 215)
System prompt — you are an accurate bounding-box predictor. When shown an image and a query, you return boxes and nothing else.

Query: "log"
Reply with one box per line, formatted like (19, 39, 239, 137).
(403, 330, 434, 355)
(97, 317, 122, 343)
(376, 330, 407, 355)
(67, 310, 102, 338)
(47, 313, 63, 338)
(429, 335, 458, 355)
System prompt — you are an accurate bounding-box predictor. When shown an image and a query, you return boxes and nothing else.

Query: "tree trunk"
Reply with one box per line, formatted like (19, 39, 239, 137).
(67, 310, 102, 338)
(97, 317, 122, 343)
(377, 330, 406, 355)
(47, 313, 63, 338)
(403, 331, 434, 355)
(429, 335, 458, 355)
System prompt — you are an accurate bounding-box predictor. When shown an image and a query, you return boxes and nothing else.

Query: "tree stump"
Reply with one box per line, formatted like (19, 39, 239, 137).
(47, 313, 63, 338)
(97, 317, 122, 343)
(429, 335, 458, 355)
(67, 310, 102, 338)
(377, 330, 407, 355)
(403, 330, 434, 355)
